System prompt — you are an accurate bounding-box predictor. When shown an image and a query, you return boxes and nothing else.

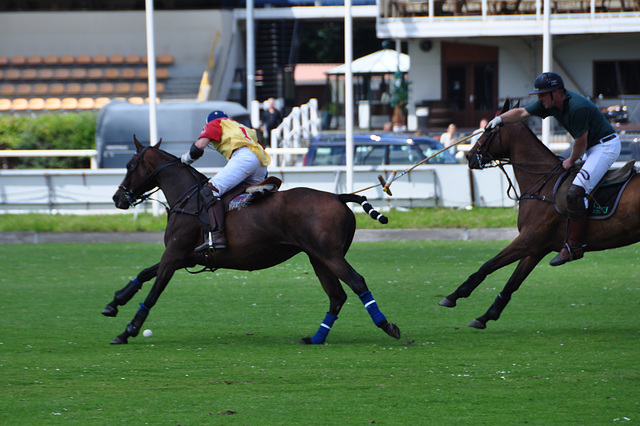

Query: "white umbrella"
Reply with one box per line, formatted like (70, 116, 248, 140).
(327, 48, 410, 75)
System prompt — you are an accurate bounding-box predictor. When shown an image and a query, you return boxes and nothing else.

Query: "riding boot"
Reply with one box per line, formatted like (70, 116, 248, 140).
(210, 199, 227, 249)
(549, 216, 588, 266)
(195, 184, 228, 252)
(195, 198, 227, 252)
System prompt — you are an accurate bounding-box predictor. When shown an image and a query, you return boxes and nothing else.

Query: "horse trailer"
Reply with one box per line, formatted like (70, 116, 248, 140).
(95, 100, 252, 168)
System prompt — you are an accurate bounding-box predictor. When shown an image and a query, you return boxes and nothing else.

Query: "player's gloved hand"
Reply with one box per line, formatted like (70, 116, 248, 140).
(486, 116, 503, 132)
(181, 152, 194, 165)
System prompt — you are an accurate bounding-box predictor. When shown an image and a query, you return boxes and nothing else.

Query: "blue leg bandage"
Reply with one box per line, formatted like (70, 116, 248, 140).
(310, 312, 338, 344)
(359, 291, 387, 326)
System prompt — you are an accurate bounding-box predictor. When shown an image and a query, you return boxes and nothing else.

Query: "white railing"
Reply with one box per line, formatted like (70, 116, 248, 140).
(267, 99, 320, 146)
(0, 149, 99, 169)
(264, 147, 309, 167)
(0, 148, 306, 170)
(270, 98, 321, 166)
(0, 164, 516, 214)
(251, 98, 321, 166)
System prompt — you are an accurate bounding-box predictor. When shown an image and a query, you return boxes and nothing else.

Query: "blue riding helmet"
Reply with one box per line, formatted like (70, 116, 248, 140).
(529, 72, 565, 95)
(206, 110, 228, 123)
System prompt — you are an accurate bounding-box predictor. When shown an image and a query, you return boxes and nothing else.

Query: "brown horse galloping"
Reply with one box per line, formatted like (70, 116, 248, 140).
(439, 102, 640, 329)
(104, 137, 400, 344)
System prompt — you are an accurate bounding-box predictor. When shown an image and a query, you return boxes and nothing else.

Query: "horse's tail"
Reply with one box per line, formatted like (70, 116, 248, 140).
(338, 194, 388, 224)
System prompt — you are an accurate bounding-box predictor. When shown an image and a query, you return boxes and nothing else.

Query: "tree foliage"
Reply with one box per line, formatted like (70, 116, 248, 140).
(0, 112, 96, 169)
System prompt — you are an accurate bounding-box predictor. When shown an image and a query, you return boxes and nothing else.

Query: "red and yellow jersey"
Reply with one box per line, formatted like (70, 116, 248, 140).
(200, 118, 271, 166)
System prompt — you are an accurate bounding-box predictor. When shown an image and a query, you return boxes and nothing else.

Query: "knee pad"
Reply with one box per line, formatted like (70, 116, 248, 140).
(200, 185, 217, 209)
(566, 184, 587, 219)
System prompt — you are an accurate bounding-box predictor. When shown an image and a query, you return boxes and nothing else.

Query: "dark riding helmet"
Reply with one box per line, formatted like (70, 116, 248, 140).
(529, 72, 565, 95)
(206, 110, 228, 123)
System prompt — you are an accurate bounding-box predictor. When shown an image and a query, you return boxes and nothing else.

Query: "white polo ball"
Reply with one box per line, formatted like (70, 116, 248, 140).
(143, 329, 153, 338)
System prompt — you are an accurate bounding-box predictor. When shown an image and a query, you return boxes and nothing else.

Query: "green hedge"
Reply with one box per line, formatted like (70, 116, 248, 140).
(0, 112, 97, 169)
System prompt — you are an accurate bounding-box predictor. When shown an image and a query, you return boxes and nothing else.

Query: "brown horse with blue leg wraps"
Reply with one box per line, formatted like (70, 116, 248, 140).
(439, 102, 640, 329)
(104, 137, 400, 344)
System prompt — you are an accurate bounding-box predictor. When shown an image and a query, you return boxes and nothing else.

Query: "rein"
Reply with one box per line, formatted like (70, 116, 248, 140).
(476, 129, 564, 203)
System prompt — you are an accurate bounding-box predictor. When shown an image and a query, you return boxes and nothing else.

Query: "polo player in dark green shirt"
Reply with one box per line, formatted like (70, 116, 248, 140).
(485, 72, 620, 266)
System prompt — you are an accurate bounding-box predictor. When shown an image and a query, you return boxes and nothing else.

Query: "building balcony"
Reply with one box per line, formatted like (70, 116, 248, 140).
(377, 0, 640, 38)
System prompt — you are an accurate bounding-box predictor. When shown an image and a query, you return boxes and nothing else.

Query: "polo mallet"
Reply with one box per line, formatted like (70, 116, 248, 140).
(377, 171, 397, 195)
(365, 129, 483, 196)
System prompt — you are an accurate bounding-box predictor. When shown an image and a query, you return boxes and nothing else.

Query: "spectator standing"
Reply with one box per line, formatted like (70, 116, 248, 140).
(440, 123, 458, 156)
(260, 98, 283, 146)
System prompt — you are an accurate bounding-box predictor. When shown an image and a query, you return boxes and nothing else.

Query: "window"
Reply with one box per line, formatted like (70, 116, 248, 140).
(389, 145, 419, 164)
(312, 146, 344, 165)
(354, 145, 386, 165)
(594, 60, 640, 97)
(417, 143, 456, 163)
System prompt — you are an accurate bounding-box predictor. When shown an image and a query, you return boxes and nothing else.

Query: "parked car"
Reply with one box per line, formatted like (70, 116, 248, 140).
(303, 132, 457, 166)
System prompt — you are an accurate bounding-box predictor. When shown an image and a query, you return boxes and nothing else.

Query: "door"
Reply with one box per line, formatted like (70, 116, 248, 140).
(442, 42, 498, 128)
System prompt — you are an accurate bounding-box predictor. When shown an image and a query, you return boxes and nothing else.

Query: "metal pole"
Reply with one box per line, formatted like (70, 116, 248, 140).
(145, 0, 158, 146)
(541, 0, 552, 146)
(246, 0, 256, 109)
(145, 0, 160, 216)
(345, 0, 354, 193)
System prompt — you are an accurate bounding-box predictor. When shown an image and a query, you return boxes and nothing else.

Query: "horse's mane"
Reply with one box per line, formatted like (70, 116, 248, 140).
(518, 122, 562, 161)
(153, 145, 209, 185)
(501, 99, 561, 162)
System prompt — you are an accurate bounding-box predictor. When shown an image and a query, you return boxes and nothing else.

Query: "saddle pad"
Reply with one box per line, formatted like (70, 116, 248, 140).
(229, 193, 251, 211)
(554, 171, 635, 219)
(588, 178, 633, 219)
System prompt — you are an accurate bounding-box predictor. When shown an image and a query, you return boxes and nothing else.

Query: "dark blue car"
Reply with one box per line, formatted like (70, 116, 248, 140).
(303, 132, 457, 166)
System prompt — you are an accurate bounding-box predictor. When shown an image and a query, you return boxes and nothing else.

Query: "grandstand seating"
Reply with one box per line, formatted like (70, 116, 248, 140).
(0, 98, 11, 111)
(0, 53, 174, 112)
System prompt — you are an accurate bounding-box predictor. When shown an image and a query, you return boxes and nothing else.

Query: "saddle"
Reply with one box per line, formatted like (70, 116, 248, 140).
(198, 176, 282, 228)
(225, 176, 282, 211)
(554, 161, 636, 219)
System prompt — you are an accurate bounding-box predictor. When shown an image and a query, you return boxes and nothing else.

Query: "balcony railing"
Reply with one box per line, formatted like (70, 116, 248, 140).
(380, 0, 639, 19)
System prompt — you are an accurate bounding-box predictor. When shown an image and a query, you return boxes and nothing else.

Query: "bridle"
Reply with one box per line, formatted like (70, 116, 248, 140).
(473, 127, 564, 203)
(118, 146, 179, 207)
(471, 128, 506, 170)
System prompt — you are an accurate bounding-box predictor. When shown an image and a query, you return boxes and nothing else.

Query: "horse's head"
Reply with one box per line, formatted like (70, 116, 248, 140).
(112, 136, 167, 209)
(466, 100, 516, 169)
(466, 125, 506, 170)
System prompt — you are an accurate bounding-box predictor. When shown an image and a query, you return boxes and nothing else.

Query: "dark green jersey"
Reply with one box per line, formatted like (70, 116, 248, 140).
(525, 90, 615, 148)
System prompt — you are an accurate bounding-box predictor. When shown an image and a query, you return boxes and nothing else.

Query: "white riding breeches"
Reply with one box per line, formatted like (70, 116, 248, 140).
(572, 134, 621, 195)
(208, 147, 268, 197)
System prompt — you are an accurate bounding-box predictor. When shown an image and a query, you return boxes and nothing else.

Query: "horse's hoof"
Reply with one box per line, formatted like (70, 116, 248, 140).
(439, 297, 456, 308)
(468, 319, 486, 329)
(110, 336, 128, 344)
(102, 305, 118, 317)
(299, 337, 313, 345)
(381, 322, 401, 339)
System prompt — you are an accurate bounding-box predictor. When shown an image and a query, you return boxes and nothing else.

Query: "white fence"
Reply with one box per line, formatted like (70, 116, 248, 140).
(251, 98, 321, 166)
(0, 164, 515, 214)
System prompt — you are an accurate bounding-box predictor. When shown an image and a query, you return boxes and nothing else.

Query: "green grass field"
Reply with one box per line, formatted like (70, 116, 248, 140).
(1, 241, 638, 424)
(0, 207, 518, 232)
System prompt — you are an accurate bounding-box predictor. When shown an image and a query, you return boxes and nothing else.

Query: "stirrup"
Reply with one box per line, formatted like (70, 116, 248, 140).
(195, 232, 227, 253)
(194, 241, 213, 253)
(549, 243, 584, 267)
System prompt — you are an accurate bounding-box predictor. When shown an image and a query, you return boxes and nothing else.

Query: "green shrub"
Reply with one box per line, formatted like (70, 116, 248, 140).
(0, 112, 97, 168)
